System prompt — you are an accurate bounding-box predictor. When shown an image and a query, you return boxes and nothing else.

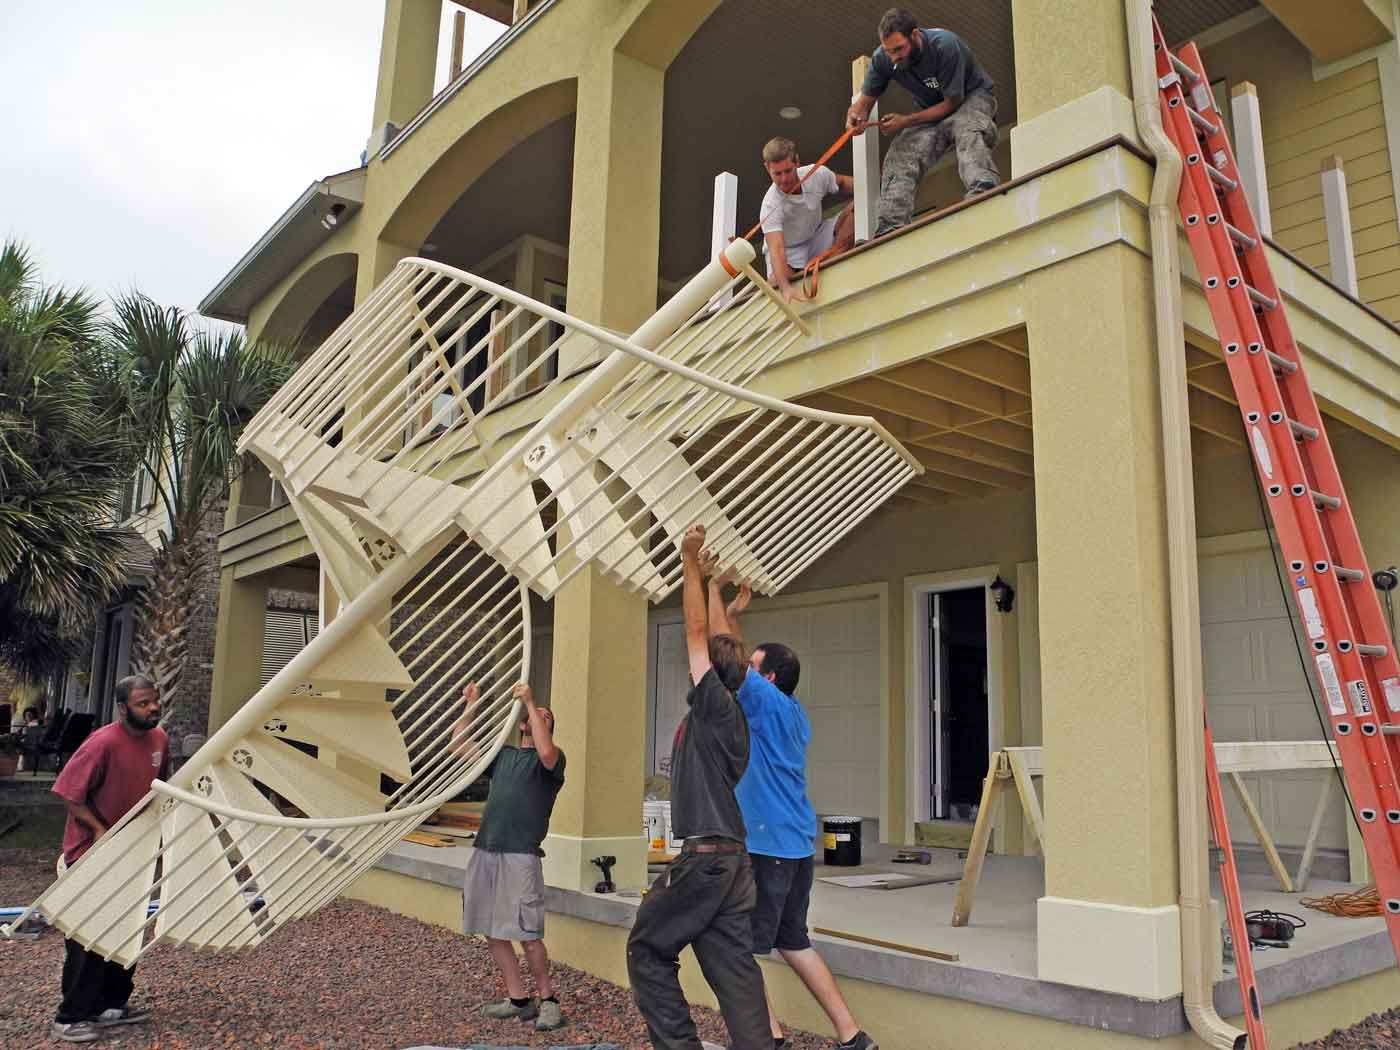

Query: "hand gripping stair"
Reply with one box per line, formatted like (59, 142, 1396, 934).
(2, 239, 920, 962)
(1155, 17, 1400, 963)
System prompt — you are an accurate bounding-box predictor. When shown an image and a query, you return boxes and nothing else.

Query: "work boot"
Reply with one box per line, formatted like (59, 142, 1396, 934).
(482, 997, 538, 1020)
(48, 1020, 99, 1043)
(535, 997, 564, 1030)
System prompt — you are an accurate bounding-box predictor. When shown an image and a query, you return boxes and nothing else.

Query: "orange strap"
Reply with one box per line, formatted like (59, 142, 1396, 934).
(716, 121, 875, 280)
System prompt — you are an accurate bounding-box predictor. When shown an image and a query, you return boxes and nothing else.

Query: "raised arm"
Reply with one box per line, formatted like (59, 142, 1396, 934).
(449, 681, 486, 761)
(682, 524, 713, 687)
(514, 682, 560, 770)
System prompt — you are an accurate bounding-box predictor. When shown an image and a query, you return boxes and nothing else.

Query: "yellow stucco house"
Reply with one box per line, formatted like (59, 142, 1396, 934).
(200, 1, 1400, 1046)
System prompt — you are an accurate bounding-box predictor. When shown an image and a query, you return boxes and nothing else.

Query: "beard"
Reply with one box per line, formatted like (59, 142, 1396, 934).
(125, 711, 161, 731)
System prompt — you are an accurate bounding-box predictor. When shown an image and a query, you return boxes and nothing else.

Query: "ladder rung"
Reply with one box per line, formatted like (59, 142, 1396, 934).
(1383, 725, 1400, 736)
(1226, 223, 1258, 251)
(1358, 643, 1390, 658)
(1335, 566, 1366, 582)
(1247, 285, 1278, 310)
(1311, 489, 1342, 510)
(1169, 53, 1201, 84)
(1206, 163, 1238, 193)
(1288, 418, 1320, 441)
(1187, 106, 1219, 136)
(1267, 350, 1297, 374)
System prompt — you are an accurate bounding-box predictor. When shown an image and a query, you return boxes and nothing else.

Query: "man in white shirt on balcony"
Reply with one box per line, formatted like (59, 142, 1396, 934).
(759, 137, 855, 303)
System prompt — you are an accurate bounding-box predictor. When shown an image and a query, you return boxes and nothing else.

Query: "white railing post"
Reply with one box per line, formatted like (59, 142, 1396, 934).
(1321, 154, 1359, 296)
(1230, 82, 1272, 237)
(852, 56, 880, 244)
(710, 171, 739, 307)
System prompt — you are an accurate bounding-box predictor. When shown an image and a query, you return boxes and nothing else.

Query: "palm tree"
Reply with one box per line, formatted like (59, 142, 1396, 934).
(109, 294, 295, 728)
(0, 241, 138, 681)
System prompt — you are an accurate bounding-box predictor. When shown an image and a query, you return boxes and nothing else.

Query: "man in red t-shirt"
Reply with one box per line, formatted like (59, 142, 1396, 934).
(48, 676, 169, 1044)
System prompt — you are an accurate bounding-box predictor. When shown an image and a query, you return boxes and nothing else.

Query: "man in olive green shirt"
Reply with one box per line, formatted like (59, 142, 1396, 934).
(454, 681, 566, 1031)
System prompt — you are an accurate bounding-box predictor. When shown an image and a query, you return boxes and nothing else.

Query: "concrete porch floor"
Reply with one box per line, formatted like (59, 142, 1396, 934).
(368, 838, 1396, 1042)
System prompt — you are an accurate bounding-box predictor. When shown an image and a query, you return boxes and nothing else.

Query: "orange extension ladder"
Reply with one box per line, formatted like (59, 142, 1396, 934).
(1203, 709, 1269, 1048)
(1153, 13, 1400, 973)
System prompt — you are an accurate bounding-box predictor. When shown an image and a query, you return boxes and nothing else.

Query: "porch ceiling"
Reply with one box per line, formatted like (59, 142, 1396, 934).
(656, 0, 1258, 279)
(795, 325, 1305, 511)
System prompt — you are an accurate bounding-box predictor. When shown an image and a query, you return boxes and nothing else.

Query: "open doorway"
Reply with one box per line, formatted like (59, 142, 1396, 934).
(928, 587, 989, 821)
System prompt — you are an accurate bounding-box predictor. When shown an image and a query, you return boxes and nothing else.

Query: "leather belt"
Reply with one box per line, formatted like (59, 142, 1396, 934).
(683, 841, 744, 854)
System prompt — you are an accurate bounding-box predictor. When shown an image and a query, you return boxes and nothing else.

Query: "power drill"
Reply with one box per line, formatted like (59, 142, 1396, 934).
(592, 855, 617, 894)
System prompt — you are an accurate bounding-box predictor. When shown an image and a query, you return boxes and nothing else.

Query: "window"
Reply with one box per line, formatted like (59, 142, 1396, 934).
(134, 463, 157, 511)
(260, 609, 320, 687)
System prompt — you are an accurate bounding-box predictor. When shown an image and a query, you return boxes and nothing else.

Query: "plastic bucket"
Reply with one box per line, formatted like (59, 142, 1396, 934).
(822, 815, 862, 866)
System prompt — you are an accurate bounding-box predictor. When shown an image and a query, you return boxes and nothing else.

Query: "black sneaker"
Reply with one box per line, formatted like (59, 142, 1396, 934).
(834, 1033, 878, 1050)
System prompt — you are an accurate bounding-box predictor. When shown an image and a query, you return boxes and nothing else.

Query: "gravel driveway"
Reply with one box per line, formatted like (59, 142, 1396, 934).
(7, 845, 1397, 1049)
(0, 848, 830, 1050)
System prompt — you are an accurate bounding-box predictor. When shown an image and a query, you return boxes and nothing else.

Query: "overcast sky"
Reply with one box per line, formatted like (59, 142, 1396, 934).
(1, 1, 502, 319)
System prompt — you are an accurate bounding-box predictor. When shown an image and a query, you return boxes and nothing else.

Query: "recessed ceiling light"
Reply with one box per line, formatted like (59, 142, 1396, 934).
(779, 106, 802, 120)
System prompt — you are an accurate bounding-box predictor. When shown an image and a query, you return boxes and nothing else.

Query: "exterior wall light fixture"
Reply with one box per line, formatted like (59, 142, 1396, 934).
(321, 203, 347, 231)
(990, 575, 1015, 613)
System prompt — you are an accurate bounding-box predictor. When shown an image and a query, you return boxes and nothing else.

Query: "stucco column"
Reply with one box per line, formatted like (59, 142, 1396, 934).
(1009, 0, 1139, 174)
(565, 50, 663, 331)
(369, 0, 442, 157)
(542, 565, 649, 892)
(208, 569, 268, 734)
(1026, 244, 1181, 999)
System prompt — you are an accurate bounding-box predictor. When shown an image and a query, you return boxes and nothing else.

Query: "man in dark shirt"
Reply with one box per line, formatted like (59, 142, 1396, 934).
(455, 680, 567, 1032)
(626, 524, 771, 1050)
(846, 8, 1000, 235)
(49, 675, 169, 1044)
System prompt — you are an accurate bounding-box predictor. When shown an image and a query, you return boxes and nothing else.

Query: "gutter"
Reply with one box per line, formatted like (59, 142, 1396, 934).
(1123, 2, 1246, 1046)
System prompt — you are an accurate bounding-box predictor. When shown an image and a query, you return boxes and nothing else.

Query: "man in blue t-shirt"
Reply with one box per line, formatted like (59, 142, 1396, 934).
(706, 572, 876, 1050)
(845, 8, 999, 236)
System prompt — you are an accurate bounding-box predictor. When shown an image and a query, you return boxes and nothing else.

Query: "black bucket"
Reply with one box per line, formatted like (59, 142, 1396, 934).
(822, 816, 862, 867)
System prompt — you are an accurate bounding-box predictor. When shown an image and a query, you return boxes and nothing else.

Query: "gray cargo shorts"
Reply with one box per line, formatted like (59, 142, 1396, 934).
(462, 848, 546, 941)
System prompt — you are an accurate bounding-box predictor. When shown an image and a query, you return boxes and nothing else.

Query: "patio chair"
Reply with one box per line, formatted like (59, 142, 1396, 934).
(23, 709, 67, 775)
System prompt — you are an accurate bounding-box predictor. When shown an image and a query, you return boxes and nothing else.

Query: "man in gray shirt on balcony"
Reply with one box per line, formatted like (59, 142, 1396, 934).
(846, 8, 1000, 237)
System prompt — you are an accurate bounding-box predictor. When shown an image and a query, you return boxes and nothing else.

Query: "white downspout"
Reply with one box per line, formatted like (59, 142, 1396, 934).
(1123, 2, 1247, 1046)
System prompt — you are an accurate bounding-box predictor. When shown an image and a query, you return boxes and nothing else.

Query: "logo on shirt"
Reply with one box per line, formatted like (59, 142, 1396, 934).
(923, 76, 941, 90)
(151, 751, 162, 768)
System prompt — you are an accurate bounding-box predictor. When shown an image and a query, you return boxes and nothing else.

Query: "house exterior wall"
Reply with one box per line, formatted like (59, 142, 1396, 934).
(1200, 15, 1400, 320)
(203, 0, 1400, 1027)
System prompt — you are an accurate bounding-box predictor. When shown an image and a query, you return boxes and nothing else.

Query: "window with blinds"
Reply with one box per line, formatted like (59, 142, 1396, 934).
(259, 609, 320, 687)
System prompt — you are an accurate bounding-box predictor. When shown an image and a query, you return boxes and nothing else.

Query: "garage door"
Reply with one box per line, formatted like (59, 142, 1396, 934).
(649, 593, 882, 819)
(1200, 538, 1348, 850)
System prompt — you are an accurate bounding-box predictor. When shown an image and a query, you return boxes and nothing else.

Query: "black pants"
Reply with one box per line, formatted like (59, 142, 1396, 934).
(56, 938, 135, 1023)
(626, 848, 770, 1050)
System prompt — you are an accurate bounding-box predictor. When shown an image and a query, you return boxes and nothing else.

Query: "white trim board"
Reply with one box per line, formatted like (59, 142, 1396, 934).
(903, 565, 1007, 843)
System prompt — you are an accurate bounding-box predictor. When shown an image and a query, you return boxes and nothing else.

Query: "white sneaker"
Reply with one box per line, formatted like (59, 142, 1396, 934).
(49, 1020, 99, 1043)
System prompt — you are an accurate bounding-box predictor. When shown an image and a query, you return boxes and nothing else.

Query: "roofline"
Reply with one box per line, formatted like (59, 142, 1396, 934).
(198, 168, 366, 324)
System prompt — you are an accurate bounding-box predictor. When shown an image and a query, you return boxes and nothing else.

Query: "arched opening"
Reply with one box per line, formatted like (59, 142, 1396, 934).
(400, 113, 577, 406)
(258, 252, 358, 347)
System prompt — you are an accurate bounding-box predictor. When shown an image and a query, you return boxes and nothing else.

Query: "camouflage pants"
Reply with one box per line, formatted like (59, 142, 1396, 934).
(876, 90, 1000, 237)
